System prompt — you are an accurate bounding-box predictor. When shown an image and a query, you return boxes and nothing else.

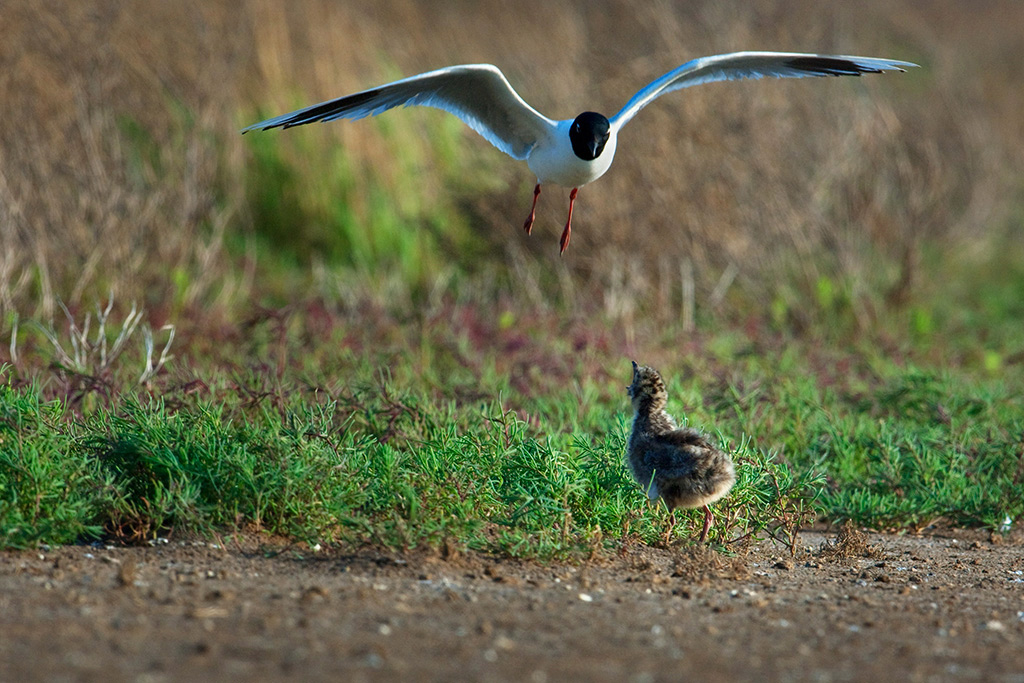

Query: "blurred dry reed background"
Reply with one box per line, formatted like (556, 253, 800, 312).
(1, 0, 1021, 358)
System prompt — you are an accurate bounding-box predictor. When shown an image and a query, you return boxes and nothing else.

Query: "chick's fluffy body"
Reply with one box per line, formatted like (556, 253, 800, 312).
(626, 363, 735, 510)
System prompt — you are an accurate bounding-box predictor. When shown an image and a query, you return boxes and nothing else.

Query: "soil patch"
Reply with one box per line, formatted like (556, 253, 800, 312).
(2, 530, 1023, 681)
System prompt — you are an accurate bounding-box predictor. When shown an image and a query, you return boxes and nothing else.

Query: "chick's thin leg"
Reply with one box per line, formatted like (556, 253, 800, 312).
(698, 505, 713, 543)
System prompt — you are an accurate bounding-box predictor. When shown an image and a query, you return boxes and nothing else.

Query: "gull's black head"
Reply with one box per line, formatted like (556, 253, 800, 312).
(569, 112, 611, 161)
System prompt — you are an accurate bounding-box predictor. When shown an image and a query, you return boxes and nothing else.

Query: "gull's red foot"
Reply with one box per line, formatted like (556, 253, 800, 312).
(523, 183, 541, 234)
(559, 187, 578, 255)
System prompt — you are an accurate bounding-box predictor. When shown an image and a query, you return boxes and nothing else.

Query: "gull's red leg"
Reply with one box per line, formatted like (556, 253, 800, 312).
(559, 187, 578, 255)
(699, 505, 713, 543)
(523, 183, 541, 234)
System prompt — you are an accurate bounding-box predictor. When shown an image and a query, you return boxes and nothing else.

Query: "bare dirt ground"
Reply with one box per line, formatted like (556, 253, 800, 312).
(2, 529, 1023, 682)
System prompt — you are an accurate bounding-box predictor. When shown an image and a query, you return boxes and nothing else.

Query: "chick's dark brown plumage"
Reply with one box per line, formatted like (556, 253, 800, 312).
(626, 361, 735, 542)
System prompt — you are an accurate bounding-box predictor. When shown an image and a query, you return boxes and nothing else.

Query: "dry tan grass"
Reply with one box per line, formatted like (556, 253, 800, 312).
(0, 0, 1020, 328)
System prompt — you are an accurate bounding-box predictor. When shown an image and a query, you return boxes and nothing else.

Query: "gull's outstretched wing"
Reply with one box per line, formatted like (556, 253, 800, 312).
(243, 64, 557, 161)
(611, 51, 917, 128)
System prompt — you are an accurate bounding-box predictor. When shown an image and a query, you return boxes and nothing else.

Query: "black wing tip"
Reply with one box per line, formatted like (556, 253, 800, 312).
(240, 122, 280, 135)
(784, 56, 906, 77)
(241, 86, 384, 135)
(246, 117, 318, 132)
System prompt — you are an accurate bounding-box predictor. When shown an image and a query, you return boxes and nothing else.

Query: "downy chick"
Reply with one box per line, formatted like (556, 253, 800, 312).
(626, 361, 735, 542)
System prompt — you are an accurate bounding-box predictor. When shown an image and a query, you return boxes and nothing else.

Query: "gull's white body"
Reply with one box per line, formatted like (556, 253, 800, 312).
(527, 118, 618, 187)
(244, 52, 917, 251)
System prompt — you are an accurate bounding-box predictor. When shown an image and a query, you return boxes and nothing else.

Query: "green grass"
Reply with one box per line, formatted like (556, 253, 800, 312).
(696, 364, 1023, 531)
(0, 381, 116, 546)
(0, 364, 817, 555)
(2, 319, 1020, 555)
